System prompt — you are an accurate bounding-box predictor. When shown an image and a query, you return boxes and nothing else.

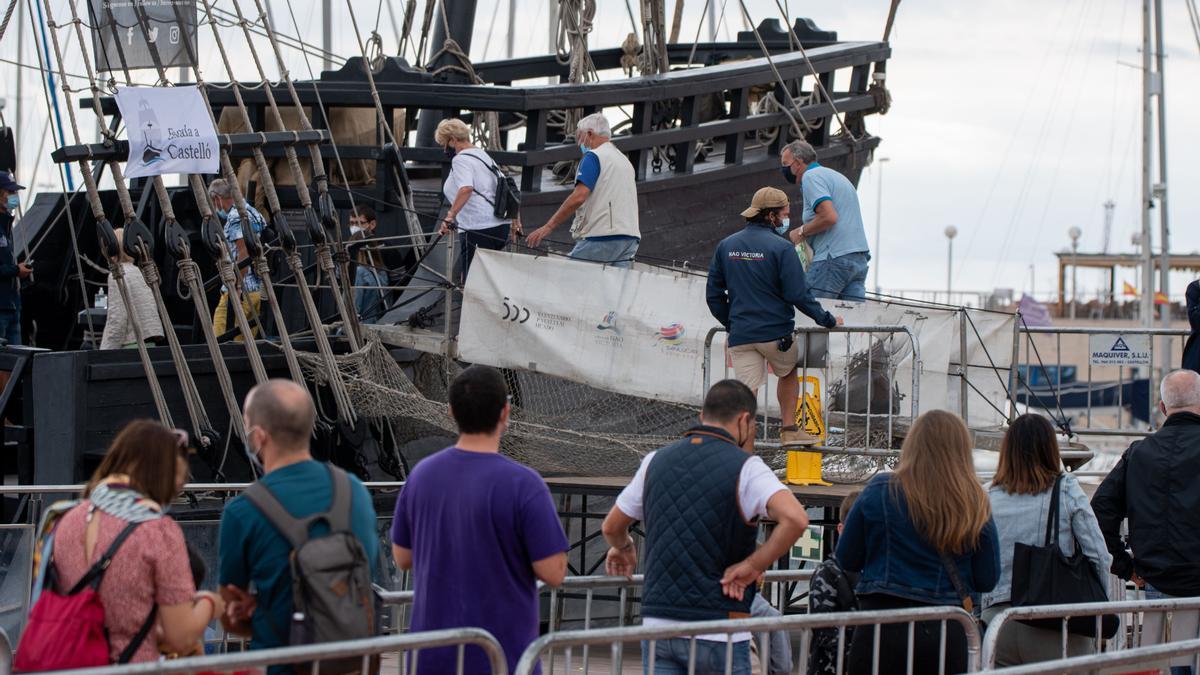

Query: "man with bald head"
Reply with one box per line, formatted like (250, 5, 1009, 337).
(217, 379, 379, 668)
(1093, 369, 1200, 600)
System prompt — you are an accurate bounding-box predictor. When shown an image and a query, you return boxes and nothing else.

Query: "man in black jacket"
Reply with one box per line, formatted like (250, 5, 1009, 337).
(0, 171, 31, 345)
(1185, 280, 1200, 375)
(1093, 369, 1200, 597)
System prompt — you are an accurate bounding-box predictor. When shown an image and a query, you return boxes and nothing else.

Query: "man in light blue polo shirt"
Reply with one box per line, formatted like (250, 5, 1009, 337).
(779, 140, 870, 300)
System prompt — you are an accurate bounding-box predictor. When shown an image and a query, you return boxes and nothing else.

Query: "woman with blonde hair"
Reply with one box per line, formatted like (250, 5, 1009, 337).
(982, 413, 1110, 665)
(434, 117, 521, 281)
(99, 228, 164, 349)
(836, 409, 1000, 674)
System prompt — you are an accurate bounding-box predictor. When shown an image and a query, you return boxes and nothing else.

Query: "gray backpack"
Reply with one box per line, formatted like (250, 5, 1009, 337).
(245, 465, 377, 673)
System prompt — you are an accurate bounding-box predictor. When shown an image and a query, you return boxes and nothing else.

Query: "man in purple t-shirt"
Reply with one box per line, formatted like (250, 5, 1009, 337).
(392, 365, 569, 674)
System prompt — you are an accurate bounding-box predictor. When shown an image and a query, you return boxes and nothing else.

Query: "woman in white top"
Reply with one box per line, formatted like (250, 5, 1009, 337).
(434, 118, 521, 282)
(99, 228, 165, 350)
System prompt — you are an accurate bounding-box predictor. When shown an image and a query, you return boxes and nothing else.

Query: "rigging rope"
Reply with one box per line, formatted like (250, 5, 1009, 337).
(197, 0, 309, 392)
(0, 0, 17, 42)
(39, 0, 172, 425)
(735, 0, 811, 137)
(168, 2, 271, 386)
(249, 0, 364, 350)
(91, 0, 221, 451)
(128, 1, 249, 449)
(221, 0, 359, 425)
(341, 0, 431, 250)
(768, 0, 862, 143)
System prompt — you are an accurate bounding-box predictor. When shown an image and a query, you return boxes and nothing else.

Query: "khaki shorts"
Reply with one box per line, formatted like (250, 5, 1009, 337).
(729, 338, 797, 389)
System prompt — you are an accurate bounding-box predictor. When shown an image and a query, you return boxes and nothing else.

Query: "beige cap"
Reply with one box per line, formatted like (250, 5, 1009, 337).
(740, 186, 790, 218)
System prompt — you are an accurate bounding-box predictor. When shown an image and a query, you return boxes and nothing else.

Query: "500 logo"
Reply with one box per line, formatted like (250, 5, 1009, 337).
(501, 297, 530, 323)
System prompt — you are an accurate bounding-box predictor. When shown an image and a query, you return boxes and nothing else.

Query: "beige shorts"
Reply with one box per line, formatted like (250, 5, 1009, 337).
(729, 339, 798, 389)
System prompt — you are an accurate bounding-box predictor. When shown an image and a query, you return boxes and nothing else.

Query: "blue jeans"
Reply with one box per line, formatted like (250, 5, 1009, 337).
(808, 251, 870, 300)
(354, 266, 387, 323)
(641, 638, 751, 675)
(569, 236, 639, 269)
(0, 308, 21, 346)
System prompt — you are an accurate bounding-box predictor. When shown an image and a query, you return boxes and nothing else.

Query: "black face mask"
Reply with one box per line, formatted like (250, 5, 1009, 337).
(780, 164, 798, 184)
(444, 145, 456, 159)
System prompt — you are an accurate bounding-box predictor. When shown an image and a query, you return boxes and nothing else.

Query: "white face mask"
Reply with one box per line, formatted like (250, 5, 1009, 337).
(350, 225, 364, 236)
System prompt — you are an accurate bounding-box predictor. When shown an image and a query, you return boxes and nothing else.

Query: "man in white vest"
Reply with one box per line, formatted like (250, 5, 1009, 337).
(526, 114, 641, 268)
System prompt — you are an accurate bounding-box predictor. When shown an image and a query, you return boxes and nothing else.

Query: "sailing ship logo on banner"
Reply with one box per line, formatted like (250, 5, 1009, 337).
(114, 86, 218, 178)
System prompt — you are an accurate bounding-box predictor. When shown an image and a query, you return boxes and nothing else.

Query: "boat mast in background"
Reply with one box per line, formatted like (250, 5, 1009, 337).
(1139, 0, 1170, 341)
(323, 0, 333, 72)
(1139, 0, 1153, 329)
(1153, 0, 1171, 366)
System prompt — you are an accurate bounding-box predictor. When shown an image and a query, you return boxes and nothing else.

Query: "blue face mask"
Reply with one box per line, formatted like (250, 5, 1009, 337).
(579, 142, 589, 155)
(5, 195, 18, 211)
(216, 207, 228, 221)
(775, 217, 790, 235)
(780, 164, 798, 184)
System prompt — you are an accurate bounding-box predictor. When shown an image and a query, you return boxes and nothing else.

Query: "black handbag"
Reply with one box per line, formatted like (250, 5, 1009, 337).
(462, 152, 522, 220)
(1010, 474, 1119, 639)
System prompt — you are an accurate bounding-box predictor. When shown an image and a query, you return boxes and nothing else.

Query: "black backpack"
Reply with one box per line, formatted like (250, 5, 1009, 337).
(244, 465, 377, 674)
(462, 151, 522, 220)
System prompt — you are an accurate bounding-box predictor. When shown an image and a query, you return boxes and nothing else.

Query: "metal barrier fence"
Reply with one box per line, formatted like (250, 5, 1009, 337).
(1016, 326, 1190, 438)
(514, 606, 980, 675)
(978, 637, 1200, 674)
(14, 629, 507, 675)
(981, 596, 1200, 670)
(702, 325, 921, 458)
(379, 569, 816, 634)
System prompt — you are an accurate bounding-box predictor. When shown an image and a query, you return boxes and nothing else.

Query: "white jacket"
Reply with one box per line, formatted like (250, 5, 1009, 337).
(100, 262, 165, 349)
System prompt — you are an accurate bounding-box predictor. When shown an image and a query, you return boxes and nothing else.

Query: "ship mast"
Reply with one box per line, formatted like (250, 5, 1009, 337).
(1139, 0, 1169, 341)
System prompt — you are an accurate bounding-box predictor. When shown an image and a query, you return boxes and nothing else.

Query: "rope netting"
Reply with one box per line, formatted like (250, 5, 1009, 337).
(296, 339, 900, 481)
(296, 340, 689, 476)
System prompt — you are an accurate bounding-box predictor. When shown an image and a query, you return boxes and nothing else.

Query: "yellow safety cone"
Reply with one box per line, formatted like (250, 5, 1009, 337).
(786, 376, 832, 486)
(786, 449, 832, 486)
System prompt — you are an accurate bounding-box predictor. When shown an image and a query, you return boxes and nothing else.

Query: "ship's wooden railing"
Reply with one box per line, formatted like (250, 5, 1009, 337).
(80, 40, 890, 194)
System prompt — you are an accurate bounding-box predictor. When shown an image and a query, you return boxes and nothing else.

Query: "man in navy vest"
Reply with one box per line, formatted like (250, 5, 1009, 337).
(601, 379, 811, 674)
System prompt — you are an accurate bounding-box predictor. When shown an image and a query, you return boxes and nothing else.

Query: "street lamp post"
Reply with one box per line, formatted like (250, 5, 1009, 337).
(1068, 226, 1081, 320)
(944, 225, 958, 304)
(873, 157, 890, 295)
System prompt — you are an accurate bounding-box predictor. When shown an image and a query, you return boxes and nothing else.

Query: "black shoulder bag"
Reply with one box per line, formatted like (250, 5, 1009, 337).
(462, 151, 522, 220)
(1011, 473, 1119, 639)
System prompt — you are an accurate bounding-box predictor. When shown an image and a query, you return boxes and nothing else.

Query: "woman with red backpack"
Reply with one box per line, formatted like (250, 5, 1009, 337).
(16, 420, 225, 670)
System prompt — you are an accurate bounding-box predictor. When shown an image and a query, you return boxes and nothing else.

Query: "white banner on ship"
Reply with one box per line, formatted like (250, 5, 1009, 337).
(115, 86, 218, 178)
(459, 251, 1015, 427)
